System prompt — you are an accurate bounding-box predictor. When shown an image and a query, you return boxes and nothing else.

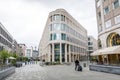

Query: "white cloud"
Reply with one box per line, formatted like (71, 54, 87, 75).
(0, 0, 98, 48)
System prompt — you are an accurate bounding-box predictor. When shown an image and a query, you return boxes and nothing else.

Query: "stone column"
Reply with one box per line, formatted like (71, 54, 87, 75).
(69, 45, 71, 62)
(52, 43, 54, 62)
(116, 54, 119, 64)
(48, 44, 51, 62)
(60, 43, 62, 63)
(65, 44, 67, 63)
(106, 55, 109, 64)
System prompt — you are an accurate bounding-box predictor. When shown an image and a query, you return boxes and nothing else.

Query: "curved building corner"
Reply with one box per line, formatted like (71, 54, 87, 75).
(39, 9, 87, 63)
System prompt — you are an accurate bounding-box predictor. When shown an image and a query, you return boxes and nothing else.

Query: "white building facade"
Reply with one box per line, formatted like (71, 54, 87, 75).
(92, 0, 120, 65)
(87, 36, 98, 60)
(96, 0, 120, 48)
(39, 9, 87, 63)
(0, 22, 13, 52)
(25, 47, 33, 58)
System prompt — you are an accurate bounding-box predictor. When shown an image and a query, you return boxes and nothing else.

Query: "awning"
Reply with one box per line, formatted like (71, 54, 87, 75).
(8, 56, 16, 59)
(91, 45, 120, 56)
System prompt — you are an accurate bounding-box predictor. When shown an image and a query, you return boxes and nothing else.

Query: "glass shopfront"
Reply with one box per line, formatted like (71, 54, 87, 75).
(54, 44, 60, 62)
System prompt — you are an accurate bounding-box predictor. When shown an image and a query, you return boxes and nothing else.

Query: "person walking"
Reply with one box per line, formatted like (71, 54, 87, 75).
(75, 59, 79, 71)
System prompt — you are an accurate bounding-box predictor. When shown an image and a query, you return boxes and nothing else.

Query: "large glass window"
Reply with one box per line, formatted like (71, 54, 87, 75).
(50, 14, 65, 22)
(88, 42, 93, 45)
(51, 33, 61, 40)
(115, 15, 120, 24)
(105, 20, 111, 28)
(61, 33, 66, 40)
(61, 15, 65, 21)
(54, 44, 60, 62)
(56, 33, 61, 40)
(107, 33, 120, 47)
(61, 24, 65, 31)
(55, 14, 61, 21)
(53, 33, 57, 40)
(113, 0, 119, 9)
(53, 23, 61, 31)
(88, 47, 93, 50)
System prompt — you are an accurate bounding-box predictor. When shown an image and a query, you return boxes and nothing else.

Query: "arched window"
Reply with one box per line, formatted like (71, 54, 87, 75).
(107, 33, 120, 47)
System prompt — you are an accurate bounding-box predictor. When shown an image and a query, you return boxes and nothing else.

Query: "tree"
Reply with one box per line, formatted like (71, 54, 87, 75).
(0, 50, 9, 64)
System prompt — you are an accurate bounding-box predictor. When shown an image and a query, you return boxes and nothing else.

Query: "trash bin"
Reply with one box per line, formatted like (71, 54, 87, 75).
(83, 63, 86, 67)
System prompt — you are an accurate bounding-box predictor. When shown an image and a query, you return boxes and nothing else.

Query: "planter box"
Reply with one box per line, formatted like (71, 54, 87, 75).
(0, 67, 15, 80)
(89, 65, 120, 75)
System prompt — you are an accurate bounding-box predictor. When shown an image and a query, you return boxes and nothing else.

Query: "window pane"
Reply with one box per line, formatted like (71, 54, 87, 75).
(114, 0, 119, 9)
(56, 33, 61, 40)
(54, 33, 56, 40)
(105, 20, 111, 28)
(54, 14, 61, 21)
(104, 6, 109, 14)
(115, 15, 120, 24)
(61, 15, 65, 21)
(61, 33, 66, 40)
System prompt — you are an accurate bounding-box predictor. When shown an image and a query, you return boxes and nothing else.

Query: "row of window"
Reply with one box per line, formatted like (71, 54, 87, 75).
(50, 33, 87, 47)
(50, 33, 66, 40)
(88, 42, 93, 45)
(50, 14, 65, 22)
(50, 44, 86, 60)
(49, 23, 86, 40)
(67, 35, 87, 47)
(51, 44, 86, 54)
(0, 26, 13, 43)
(70, 45, 86, 53)
(98, 0, 120, 19)
(0, 35, 12, 48)
(98, 14, 120, 32)
(97, 0, 119, 9)
(50, 14, 74, 24)
(88, 47, 93, 50)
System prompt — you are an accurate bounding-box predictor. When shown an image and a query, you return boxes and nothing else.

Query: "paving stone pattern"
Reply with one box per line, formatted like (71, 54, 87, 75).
(3, 63, 120, 80)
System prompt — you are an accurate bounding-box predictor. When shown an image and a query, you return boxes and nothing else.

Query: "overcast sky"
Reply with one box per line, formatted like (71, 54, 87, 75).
(0, 0, 98, 48)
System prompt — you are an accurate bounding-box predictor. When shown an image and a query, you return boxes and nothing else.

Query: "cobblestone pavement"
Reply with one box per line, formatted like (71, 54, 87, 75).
(4, 63, 120, 80)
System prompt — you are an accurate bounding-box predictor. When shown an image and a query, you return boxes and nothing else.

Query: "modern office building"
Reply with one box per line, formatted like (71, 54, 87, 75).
(87, 36, 98, 60)
(92, 0, 120, 65)
(39, 9, 87, 63)
(0, 22, 13, 52)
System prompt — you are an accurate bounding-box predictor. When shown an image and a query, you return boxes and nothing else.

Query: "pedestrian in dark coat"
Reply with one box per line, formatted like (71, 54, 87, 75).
(75, 60, 79, 70)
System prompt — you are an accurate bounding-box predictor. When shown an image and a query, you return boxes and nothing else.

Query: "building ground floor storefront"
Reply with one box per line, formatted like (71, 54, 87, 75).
(91, 46, 120, 66)
(40, 43, 87, 63)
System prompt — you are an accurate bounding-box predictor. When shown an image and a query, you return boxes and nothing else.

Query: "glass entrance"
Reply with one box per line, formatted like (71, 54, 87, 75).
(54, 44, 60, 62)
